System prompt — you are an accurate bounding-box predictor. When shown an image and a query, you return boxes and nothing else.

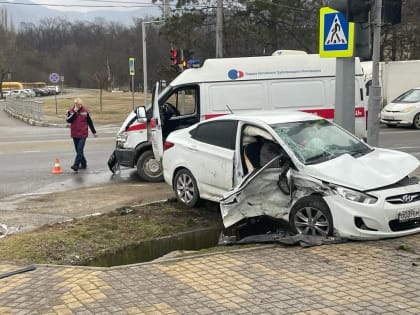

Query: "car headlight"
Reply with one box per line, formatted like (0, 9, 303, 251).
(401, 106, 416, 113)
(116, 132, 128, 146)
(333, 186, 377, 204)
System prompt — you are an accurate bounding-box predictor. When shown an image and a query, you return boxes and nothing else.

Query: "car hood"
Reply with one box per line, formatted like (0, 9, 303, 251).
(304, 148, 419, 191)
(383, 102, 419, 111)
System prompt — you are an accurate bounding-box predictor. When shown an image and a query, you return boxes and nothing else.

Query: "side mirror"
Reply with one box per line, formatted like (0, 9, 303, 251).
(135, 106, 147, 120)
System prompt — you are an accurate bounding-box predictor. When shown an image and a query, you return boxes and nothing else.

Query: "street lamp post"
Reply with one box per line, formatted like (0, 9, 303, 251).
(142, 20, 164, 107)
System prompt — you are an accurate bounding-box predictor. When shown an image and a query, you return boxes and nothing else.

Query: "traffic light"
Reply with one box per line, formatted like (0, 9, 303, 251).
(328, 0, 370, 23)
(170, 49, 178, 65)
(181, 59, 188, 69)
(383, 0, 401, 25)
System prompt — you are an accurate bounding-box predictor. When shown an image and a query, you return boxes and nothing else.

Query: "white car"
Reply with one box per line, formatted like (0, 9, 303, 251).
(380, 87, 420, 129)
(1, 91, 11, 98)
(23, 89, 36, 97)
(162, 111, 420, 240)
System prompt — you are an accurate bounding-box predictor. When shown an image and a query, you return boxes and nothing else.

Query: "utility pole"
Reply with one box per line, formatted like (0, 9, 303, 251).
(163, 0, 170, 19)
(142, 20, 163, 107)
(367, 0, 382, 146)
(215, 0, 223, 58)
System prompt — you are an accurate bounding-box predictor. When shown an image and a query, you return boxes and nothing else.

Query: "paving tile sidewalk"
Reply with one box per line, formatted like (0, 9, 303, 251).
(1, 234, 420, 314)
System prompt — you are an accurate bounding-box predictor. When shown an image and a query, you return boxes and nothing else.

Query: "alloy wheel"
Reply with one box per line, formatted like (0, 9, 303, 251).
(293, 206, 331, 236)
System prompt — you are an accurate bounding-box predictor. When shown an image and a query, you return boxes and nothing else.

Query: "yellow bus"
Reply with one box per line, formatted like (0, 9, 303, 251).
(2, 82, 24, 91)
(23, 82, 47, 89)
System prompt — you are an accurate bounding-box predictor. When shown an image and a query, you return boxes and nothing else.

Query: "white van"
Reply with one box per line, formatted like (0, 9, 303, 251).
(110, 54, 368, 182)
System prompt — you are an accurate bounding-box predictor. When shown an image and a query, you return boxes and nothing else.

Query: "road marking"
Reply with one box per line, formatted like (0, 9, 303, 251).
(0, 137, 115, 145)
(380, 129, 420, 135)
(387, 146, 420, 150)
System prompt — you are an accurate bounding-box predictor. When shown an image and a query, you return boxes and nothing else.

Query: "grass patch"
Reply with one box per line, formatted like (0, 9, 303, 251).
(42, 90, 149, 124)
(0, 200, 223, 266)
(397, 244, 416, 253)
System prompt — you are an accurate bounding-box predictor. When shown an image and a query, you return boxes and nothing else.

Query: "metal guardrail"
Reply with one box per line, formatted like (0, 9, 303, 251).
(3, 98, 44, 121)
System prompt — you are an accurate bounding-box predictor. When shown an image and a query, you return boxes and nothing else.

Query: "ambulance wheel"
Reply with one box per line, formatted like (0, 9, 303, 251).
(289, 196, 333, 237)
(174, 168, 200, 207)
(136, 150, 163, 182)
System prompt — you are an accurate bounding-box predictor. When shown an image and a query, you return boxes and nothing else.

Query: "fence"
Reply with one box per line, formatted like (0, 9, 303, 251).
(4, 98, 44, 121)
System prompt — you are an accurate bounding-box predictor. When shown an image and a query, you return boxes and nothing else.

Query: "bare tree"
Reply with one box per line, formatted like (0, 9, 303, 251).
(94, 69, 110, 112)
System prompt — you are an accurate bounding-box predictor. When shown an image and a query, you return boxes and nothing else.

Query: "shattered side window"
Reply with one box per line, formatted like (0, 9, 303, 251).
(192, 120, 238, 149)
(271, 119, 372, 165)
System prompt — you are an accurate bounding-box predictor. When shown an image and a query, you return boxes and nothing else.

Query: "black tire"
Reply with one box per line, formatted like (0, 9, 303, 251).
(289, 196, 333, 237)
(136, 150, 163, 182)
(173, 168, 200, 207)
(413, 113, 420, 130)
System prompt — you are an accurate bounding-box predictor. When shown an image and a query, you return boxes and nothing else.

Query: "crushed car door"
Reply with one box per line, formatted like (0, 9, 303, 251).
(220, 155, 292, 228)
(151, 82, 164, 161)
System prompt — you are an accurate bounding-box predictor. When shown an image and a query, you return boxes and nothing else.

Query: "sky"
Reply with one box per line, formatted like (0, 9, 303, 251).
(26, 0, 159, 12)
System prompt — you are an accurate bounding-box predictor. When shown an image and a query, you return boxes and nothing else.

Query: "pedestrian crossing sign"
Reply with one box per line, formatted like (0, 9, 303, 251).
(319, 7, 354, 58)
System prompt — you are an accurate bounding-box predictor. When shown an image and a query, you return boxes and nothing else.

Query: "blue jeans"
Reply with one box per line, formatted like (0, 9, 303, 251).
(72, 137, 87, 168)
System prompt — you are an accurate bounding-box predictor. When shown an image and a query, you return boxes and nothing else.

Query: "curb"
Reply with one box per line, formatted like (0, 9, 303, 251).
(3, 107, 69, 128)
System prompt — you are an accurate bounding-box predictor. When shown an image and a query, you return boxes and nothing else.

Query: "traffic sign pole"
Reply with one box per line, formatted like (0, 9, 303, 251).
(129, 58, 135, 110)
(49, 73, 60, 114)
(335, 58, 355, 134)
(319, 7, 356, 134)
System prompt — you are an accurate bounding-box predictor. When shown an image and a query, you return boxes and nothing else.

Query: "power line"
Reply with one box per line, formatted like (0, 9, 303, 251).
(80, 0, 155, 4)
(0, 1, 157, 8)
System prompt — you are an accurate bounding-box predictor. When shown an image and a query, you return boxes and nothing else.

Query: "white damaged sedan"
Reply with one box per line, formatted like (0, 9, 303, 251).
(162, 111, 420, 240)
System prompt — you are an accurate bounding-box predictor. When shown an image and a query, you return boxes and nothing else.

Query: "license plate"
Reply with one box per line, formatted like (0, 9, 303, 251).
(398, 209, 420, 222)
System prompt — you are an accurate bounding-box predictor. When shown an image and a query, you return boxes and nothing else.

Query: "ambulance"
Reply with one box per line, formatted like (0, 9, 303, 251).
(109, 53, 368, 182)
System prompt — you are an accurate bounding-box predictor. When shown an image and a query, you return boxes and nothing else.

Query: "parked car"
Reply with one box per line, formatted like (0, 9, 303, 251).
(380, 87, 420, 129)
(162, 111, 420, 240)
(32, 88, 49, 96)
(23, 89, 36, 97)
(1, 91, 11, 98)
(9, 89, 28, 99)
(47, 85, 61, 95)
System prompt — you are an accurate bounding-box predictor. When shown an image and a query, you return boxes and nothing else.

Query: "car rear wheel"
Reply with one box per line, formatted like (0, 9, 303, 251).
(136, 150, 163, 182)
(413, 113, 420, 129)
(174, 169, 200, 207)
(290, 196, 333, 237)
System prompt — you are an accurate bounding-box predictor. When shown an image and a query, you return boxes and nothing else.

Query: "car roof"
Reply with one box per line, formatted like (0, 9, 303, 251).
(210, 110, 321, 125)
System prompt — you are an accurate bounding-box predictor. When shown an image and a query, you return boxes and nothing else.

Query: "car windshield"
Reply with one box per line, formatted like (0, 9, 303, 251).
(271, 119, 373, 165)
(392, 89, 420, 103)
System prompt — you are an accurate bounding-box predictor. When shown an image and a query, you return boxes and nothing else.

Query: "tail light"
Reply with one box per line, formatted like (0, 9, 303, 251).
(164, 141, 174, 151)
(150, 117, 157, 129)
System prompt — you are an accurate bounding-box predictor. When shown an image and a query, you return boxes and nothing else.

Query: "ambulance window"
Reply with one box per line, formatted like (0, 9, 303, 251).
(165, 86, 198, 116)
(190, 120, 238, 150)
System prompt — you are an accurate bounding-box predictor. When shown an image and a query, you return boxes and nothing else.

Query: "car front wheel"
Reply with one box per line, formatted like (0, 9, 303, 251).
(174, 169, 200, 207)
(413, 113, 420, 129)
(290, 196, 333, 237)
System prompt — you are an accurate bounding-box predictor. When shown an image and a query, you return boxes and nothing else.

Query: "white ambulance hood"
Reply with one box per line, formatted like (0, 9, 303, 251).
(303, 148, 420, 191)
(118, 110, 137, 134)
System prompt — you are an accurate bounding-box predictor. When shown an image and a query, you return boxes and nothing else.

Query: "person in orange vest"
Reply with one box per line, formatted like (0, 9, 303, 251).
(66, 98, 97, 171)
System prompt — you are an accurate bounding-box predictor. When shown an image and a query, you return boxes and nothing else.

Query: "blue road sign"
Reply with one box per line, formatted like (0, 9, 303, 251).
(49, 73, 60, 84)
(319, 7, 354, 58)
